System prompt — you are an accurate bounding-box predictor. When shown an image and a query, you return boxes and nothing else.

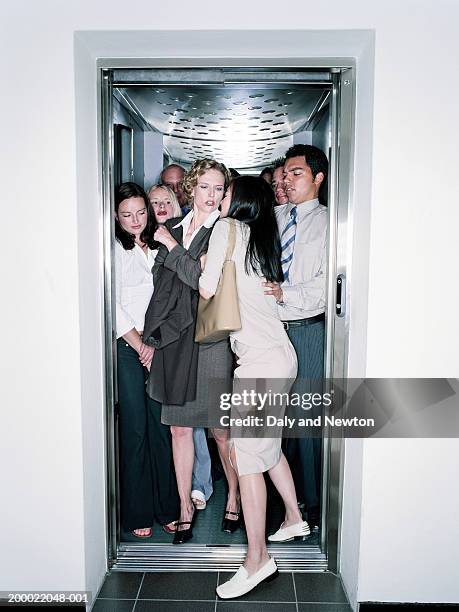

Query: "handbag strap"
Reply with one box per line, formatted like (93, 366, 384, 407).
(224, 218, 237, 262)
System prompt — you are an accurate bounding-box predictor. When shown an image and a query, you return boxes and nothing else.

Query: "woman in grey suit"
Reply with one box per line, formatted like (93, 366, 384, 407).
(144, 159, 240, 544)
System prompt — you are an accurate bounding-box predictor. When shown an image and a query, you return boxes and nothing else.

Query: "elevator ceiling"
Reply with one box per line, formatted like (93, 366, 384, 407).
(115, 85, 329, 169)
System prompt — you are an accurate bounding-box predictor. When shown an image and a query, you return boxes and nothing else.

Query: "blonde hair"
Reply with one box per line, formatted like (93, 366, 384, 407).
(183, 158, 232, 205)
(147, 184, 182, 218)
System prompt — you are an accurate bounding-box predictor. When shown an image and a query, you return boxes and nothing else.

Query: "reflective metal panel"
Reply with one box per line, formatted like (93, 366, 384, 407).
(112, 68, 332, 84)
(324, 68, 355, 573)
(113, 543, 327, 572)
(100, 68, 119, 564)
(115, 85, 328, 168)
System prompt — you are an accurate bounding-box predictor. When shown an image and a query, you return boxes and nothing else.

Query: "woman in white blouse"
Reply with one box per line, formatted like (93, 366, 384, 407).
(199, 176, 308, 599)
(115, 182, 179, 538)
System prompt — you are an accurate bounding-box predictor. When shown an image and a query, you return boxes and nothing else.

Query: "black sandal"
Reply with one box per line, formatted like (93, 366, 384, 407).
(173, 512, 196, 544)
(222, 509, 242, 533)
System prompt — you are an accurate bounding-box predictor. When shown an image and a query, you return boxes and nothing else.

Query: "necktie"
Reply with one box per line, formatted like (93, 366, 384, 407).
(281, 207, 297, 282)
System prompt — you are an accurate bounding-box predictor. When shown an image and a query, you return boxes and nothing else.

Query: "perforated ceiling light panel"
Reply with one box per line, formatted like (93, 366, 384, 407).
(116, 86, 326, 169)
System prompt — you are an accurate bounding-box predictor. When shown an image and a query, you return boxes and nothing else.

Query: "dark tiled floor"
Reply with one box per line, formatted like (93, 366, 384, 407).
(93, 601, 136, 612)
(139, 571, 218, 600)
(294, 572, 349, 603)
(98, 571, 143, 599)
(217, 571, 295, 602)
(94, 570, 351, 611)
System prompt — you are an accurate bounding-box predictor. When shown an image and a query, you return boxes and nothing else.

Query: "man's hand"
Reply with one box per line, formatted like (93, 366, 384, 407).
(263, 281, 283, 303)
(154, 226, 178, 251)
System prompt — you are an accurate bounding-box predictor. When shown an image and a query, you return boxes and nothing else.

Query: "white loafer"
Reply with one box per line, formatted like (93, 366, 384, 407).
(268, 520, 310, 542)
(216, 557, 279, 599)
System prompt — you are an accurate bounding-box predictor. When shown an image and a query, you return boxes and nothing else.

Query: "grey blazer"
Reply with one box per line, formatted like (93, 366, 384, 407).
(144, 216, 217, 405)
(153, 218, 215, 290)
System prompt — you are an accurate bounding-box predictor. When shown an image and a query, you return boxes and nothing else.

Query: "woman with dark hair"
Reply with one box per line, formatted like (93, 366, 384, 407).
(200, 176, 307, 599)
(143, 159, 239, 545)
(115, 182, 179, 538)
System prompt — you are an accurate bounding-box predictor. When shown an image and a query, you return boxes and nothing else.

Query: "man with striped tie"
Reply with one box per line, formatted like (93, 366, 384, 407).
(264, 144, 328, 532)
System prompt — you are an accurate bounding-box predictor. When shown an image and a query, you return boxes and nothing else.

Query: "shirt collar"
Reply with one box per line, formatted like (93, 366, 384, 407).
(292, 198, 320, 217)
(173, 208, 220, 230)
(173, 209, 192, 229)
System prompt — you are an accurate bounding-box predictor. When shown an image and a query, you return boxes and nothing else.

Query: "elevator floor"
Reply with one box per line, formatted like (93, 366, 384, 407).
(94, 569, 349, 611)
(120, 476, 320, 547)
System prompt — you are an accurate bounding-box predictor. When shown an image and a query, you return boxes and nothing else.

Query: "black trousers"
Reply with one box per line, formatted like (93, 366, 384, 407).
(117, 339, 179, 530)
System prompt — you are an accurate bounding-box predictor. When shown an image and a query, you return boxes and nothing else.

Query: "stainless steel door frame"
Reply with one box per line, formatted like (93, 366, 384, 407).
(100, 68, 120, 566)
(323, 69, 355, 572)
(98, 70, 120, 567)
(99, 60, 355, 573)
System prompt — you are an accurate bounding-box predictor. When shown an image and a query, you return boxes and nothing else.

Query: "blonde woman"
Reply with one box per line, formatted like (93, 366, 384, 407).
(148, 180, 215, 514)
(143, 159, 240, 544)
(147, 184, 182, 223)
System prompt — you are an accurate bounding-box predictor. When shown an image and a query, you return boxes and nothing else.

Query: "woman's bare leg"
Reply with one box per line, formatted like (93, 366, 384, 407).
(212, 428, 239, 513)
(267, 452, 303, 526)
(170, 425, 195, 527)
(230, 446, 270, 575)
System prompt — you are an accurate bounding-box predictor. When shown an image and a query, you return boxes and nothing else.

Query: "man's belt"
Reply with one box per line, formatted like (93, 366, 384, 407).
(281, 312, 325, 330)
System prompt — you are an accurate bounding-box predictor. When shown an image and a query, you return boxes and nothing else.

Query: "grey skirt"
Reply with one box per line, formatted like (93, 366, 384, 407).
(161, 338, 233, 428)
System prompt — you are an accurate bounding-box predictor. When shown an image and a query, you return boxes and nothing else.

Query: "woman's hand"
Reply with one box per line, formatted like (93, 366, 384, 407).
(263, 281, 283, 303)
(154, 226, 178, 252)
(138, 342, 155, 370)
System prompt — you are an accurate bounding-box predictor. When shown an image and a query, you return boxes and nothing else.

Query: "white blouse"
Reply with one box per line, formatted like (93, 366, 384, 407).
(199, 218, 289, 349)
(173, 208, 220, 249)
(115, 240, 157, 338)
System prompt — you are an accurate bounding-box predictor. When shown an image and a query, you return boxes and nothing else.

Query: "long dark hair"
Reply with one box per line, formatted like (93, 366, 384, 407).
(227, 176, 283, 283)
(115, 182, 157, 250)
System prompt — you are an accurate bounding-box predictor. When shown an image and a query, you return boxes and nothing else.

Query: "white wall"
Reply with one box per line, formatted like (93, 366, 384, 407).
(358, 438, 459, 603)
(1, 1, 458, 609)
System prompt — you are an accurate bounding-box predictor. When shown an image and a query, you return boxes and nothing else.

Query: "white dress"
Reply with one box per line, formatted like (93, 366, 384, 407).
(199, 218, 298, 475)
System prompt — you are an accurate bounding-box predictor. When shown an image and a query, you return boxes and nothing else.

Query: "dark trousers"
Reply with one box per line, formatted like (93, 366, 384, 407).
(117, 339, 179, 530)
(283, 318, 325, 511)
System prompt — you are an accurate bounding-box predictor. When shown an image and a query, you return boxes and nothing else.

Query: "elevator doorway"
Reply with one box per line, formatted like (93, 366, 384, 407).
(100, 62, 354, 572)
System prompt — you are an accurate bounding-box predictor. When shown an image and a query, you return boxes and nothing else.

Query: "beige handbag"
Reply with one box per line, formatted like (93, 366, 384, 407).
(195, 219, 242, 343)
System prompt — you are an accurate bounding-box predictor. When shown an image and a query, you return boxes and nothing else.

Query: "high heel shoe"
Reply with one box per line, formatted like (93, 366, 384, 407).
(173, 511, 195, 544)
(191, 489, 207, 510)
(162, 520, 178, 534)
(222, 509, 242, 533)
